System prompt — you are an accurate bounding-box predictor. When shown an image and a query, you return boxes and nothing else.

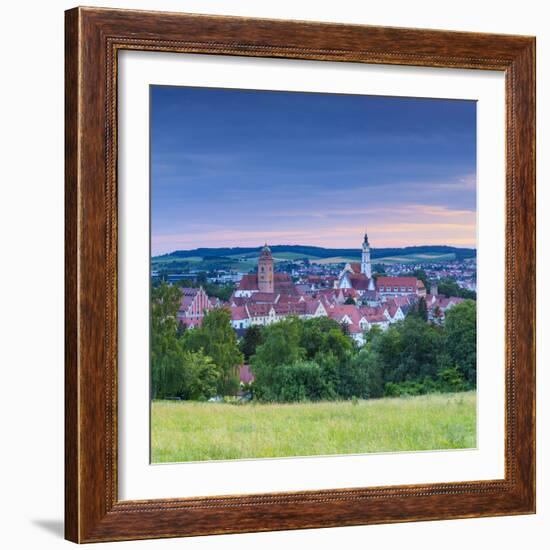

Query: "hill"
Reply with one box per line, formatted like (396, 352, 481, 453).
(152, 244, 476, 273)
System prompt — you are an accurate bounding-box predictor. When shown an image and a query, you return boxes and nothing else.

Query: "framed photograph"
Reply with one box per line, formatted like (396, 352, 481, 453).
(65, 7, 536, 543)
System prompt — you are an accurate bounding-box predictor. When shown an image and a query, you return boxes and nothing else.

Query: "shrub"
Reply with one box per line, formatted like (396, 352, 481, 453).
(254, 360, 332, 403)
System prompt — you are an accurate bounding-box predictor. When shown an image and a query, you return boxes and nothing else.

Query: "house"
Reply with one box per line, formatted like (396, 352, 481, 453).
(376, 276, 426, 298)
(426, 294, 465, 323)
(383, 298, 406, 322)
(177, 286, 211, 328)
(229, 305, 251, 330)
(327, 304, 369, 345)
(239, 364, 255, 384)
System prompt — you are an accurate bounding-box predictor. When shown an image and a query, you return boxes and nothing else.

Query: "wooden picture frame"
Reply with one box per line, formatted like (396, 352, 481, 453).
(65, 6, 536, 543)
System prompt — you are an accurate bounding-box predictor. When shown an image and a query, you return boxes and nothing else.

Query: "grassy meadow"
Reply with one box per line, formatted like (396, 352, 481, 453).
(151, 391, 476, 463)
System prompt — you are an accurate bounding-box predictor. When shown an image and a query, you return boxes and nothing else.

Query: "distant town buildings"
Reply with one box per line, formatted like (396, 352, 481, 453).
(376, 276, 426, 298)
(177, 287, 219, 329)
(174, 231, 467, 346)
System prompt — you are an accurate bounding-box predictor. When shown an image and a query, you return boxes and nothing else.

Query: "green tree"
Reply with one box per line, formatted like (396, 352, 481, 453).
(196, 272, 208, 286)
(371, 324, 401, 383)
(364, 324, 382, 345)
(151, 282, 181, 333)
(176, 321, 187, 339)
(251, 318, 305, 399)
(240, 325, 264, 361)
(299, 317, 342, 360)
(181, 350, 221, 400)
(183, 308, 243, 395)
(438, 278, 476, 300)
(393, 317, 442, 382)
(320, 328, 353, 361)
(344, 296, 356, 305)
(371, 317, 443, 386)
(251, 318, 304, 370)
(352, 347, 384, 398)
(259, 360, 329, 402)
(444, 300, 477, 386)
(151, 283, 183, 399)
(436, 365, 468, 393)
(408, 297, 428, 321)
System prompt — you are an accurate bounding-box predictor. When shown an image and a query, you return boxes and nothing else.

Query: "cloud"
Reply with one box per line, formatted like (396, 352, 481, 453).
(152, 204, 476, 254)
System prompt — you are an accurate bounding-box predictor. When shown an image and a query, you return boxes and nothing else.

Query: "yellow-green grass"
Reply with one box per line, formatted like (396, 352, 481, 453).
(151, 392, 476, 463)
(376, 253, 456, 264)
(311, 256, 359, 265)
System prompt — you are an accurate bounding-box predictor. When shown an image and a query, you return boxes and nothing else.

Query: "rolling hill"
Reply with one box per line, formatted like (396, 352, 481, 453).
(152, 245, 476, 273)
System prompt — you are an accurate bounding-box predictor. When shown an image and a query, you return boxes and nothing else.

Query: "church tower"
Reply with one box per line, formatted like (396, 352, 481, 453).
(361, 231, 372, 278)
(258, 243, 274, 293)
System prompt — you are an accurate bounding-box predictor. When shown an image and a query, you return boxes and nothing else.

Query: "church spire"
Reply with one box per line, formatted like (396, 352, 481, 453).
(361, 229, 372, 278)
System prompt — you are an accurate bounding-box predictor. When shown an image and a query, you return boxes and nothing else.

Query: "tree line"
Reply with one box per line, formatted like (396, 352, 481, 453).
(151, 283, 242, 400)
(246, 301, 475, 402)
(151, 282, 476, 402)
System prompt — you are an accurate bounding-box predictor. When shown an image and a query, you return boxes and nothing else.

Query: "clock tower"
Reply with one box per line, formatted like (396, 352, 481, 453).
(258, 244, 274, 293)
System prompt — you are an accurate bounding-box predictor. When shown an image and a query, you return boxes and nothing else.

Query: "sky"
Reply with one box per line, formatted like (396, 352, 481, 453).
(151, 85, 476, 255)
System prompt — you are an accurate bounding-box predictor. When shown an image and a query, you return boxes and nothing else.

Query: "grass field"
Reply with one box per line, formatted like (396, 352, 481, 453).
(311, 256, 359, 265)
(151, 392, 476, 463)
(375, 252, 456, 264)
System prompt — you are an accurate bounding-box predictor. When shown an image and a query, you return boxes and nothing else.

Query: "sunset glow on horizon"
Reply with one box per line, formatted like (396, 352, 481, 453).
(151, 86, 476, 255)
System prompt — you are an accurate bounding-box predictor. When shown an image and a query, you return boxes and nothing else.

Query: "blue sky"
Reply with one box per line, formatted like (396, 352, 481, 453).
(151, 85, 476, 255)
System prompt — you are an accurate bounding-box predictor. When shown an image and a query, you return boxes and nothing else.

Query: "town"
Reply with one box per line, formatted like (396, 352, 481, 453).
(172, 232, 474, 347)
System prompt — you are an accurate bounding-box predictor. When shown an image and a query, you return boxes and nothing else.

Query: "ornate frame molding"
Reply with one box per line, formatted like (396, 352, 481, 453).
(65, 7, 535, 542)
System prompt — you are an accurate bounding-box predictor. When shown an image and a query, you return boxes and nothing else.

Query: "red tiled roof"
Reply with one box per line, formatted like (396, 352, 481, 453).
(246, 303, 273, 317)
(376, 276, 417, 287)
(376, 277, 422, 291)
(349, 262, 362, 274)
(248, 292, 279, 303)
(393, 295, 413, 306)
(230, 295, 246, 306)
(274, 275, 300, 295)
(179, 296, 194, 309)
(179, 287, 200, 309)
(180, 287, 200, 296)
(328, 304, 364, 325)
(277, 293, 304, 304)
(237, 274, 259, 290)
(237, 272, 299, 294)
(230, 306, 249, 321)
(339, 288, 359, 298)
(305, 300, 325, 315)
(386, 303, 401, 317)
(348, 273, 371, 290)
(273, 302, 307, 316)
(367, 314, 388, 323)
